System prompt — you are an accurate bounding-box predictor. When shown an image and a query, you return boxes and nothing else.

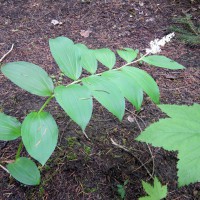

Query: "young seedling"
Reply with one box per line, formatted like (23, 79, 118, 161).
(117, 179, 129, 199)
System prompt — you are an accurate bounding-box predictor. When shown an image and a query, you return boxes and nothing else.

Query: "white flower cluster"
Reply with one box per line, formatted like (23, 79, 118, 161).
(146, 32, 175, 54)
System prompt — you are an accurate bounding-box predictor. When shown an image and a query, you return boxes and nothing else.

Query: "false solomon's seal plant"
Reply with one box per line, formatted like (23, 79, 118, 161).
(0, 34, 185, 185)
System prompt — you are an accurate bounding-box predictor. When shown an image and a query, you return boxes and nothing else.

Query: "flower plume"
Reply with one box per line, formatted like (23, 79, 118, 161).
(146, 32, 175, 54)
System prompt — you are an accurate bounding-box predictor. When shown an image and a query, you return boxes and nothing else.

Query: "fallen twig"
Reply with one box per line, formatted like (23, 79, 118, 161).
(126, 109, 155, 179)
(0, 164, 9, 174)
(0, 44, 14, 63)
(83, 130, 90, 141)
(110, 138, 153, 179)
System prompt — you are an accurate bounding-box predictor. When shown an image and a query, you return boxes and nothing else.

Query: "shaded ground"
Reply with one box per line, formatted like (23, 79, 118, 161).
(0, 0, 200, 199)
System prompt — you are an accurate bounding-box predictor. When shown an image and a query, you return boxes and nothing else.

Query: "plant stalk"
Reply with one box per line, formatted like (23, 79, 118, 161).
(66, 52, 150, 87)
(15, 141, 23, 160)
(38, 95, 54, 114)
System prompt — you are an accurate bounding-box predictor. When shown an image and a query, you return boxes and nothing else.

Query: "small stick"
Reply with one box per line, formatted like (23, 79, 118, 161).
(110, 138, 153, 179)
(0, 44, 14, 63)
(0, 164, 9, 174)
(133, 116, 155, 179)
(83, 130, 90, 141)
(126, 109, 155, 179)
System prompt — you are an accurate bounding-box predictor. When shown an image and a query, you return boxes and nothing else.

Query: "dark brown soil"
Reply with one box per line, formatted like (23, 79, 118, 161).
(0, 0, 200, 199)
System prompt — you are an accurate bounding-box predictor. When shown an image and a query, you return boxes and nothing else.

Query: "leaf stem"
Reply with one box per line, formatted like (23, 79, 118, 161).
(65, 52, 149, 87)
(95, 52, 149, 76)
(67, 79, 82, 86)
(15, 141, 23, 160)
(38, 95, 54, 114)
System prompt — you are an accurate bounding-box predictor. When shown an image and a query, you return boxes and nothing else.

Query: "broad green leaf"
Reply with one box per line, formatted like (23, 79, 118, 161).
(102, 70, 143, 110)
(75, 43, 88, 53)
(117, 48, 139, 63)
(81, 50, 98, 74)
(136, 104, 200, 186)
(122, 67, 159, 104)
(21, 112, 58, 165)
(0, 113, 21, 141)
(7, 157, 40, 185)
(139, 177, 167, 200)
(49, 36, 82, 80)
(93, 48, 116, 69)
(142, 55, 185, 70)
(55, 85, 93, 131)
(75, 43, 98, 74)
(82, 76, 125, 121)
(1, 62, 54, 97)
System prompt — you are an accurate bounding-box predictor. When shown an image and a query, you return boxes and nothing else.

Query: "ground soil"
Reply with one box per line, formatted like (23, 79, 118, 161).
(0, 0, 200, 199)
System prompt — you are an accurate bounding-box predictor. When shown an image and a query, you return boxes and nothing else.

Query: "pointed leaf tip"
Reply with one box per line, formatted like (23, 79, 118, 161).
(82, 76, 125, 121)
(7, 157, 40, 185)
(93, 48, 116, 69)
(1, 62, 54, 97)
(22, 112, 58, 165)
(142, 55, 185, 70)
(0, 113, 21, 141)
(117, 48, 139, 63)
(55, 84, 93, 131)
(49, 36, 82, 80)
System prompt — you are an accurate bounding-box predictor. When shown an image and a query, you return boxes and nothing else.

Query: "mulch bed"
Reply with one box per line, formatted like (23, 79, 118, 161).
(0, 0, 200, 199)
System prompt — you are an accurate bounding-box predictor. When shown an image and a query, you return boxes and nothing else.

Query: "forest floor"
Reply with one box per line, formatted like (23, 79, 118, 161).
(0, 0, 200, 199)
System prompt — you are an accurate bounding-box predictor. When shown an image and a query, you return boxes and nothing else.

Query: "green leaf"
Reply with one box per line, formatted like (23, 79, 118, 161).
(55, 85, 93, 131)
(102, 70, 143, 110)
(75, 43, 98, 74)
(117, 185, 126, 199)
(142, 55, 185, 70)
(139, 177, 167, 200)
(117, 48, 139, 63)
(7, 157, 40, 185)
(49, 36, 82, 80)
(136, 104, 200, 186)
(21, 112, 58, 165)
(1, 62, 54, 97)
(75, 43, 88, 53)
(93, 48, 116, 69)
(81, 50, 98, 74)
(121, 67, 159, 104)
(0, 113, 21, 141)
(82, 76, 125, 121)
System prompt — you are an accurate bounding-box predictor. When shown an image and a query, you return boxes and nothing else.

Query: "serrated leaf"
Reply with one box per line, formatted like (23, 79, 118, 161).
(93, 48, 116, 69)
(136, 104, 200, 186)
(55, 85, 93, 131)
(117, 48, 139, 63)
(0, 113, 21, 141)
(49, 36, 82, 80)
(1, 62, 54, 97)
(142, 55, 185, 70)
(157, 104, 200, 121)
(7, 157, 40, 185)
(102, 70, 143, 110)
(82, 76, 125, 121)
(21, 112, 58, 165)
(122, 67, 159, 104)
(139, 177, 167, 200)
